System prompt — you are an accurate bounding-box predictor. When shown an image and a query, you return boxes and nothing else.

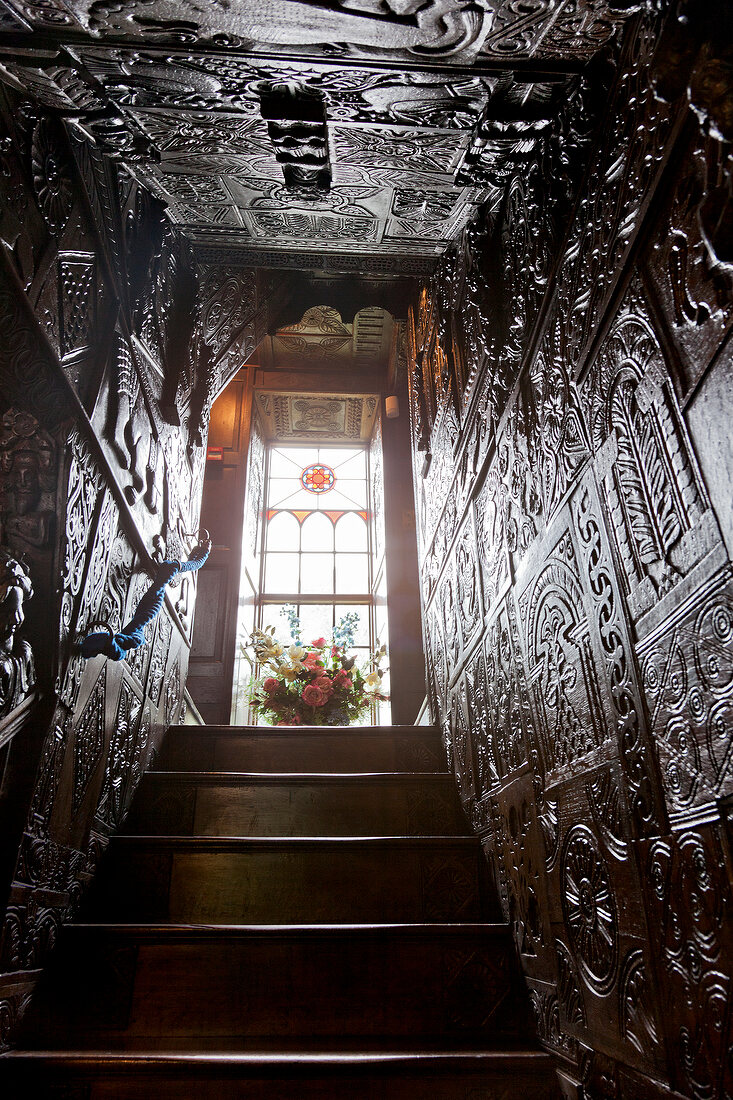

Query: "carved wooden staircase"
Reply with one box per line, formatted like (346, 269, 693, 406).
(2, 724, 559, 1097)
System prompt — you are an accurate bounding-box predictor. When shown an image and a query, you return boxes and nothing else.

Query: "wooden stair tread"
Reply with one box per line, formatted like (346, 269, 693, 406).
(12, 723, 554, 1095)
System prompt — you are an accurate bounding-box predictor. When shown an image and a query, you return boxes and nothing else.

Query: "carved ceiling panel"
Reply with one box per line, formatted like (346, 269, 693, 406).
(259, 304, 394, 373)
(255, 391, 379, 443)
(0, 0, 630, 270)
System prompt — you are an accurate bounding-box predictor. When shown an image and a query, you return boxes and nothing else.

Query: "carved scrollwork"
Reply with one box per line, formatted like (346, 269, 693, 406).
(493, 786, 547, 960)
(555, 938, 586, 1029)
(573, 479, 664, 835)
(639, 568, 733, 825)
(618, 947, 659, 1061)
(645, 827, 732, 1100)
(96, 679, 144, 830)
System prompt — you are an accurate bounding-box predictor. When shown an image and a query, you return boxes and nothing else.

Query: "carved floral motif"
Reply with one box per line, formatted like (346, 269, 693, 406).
(562, 824, 618, 995)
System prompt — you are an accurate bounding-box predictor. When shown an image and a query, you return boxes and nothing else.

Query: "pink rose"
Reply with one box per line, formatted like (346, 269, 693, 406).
(313, 675, 333, 695)
(303, 652, 322, 670)
(302, 684, 326, 707)
(312, 637, 327, 648)
(263, 677, 279, 694)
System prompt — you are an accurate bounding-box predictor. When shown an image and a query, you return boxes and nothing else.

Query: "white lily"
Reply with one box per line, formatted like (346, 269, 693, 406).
(364, 671, 382, 692)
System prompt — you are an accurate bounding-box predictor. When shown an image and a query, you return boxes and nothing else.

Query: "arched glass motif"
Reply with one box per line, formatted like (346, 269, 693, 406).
(301, 464, 335, 494)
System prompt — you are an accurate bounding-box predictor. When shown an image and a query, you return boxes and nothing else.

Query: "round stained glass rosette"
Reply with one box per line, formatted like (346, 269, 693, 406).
(301, 463, 335, 494)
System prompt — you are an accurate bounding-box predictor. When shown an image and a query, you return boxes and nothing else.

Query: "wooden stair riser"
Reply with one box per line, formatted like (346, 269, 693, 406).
(83, 839, 496, 925)
(24, 926, 528, 1043)
(127, 774, 467, 837)
(158, 728, 446, 775)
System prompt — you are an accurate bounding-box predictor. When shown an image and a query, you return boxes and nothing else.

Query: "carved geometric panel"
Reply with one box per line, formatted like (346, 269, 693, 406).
(584, 285, 719, 628)
(638, 566, 733, 828)
(491, 773, 552, 975)
(96, 679, 144, 831)
(519, 528, 608, 779)
(72, 664, 107, 817)
(643, 825, 733, 1100)
(59, 253, 96, 358)
(255, 392, 379, 443)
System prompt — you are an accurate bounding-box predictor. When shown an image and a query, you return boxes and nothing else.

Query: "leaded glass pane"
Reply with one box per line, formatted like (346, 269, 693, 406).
(335, 512, 368, 552)
(266, 510, 300, 552)
(317, 487, 364, 511)
(264, 552, 299, 593)
(301, 552, 335, 593)
(335, 553, 369, 593)
(335, 604, 370, 646)
(298, 603, 333, 643)
(268, 483, 313, 511)
(319, 447, 362, 470)
(301, 511, 334, 552)
(332, 451, 367, 478)
(268, 449, 303, 478)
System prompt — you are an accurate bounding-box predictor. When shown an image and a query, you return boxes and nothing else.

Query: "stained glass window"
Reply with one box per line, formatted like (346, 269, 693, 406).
(238, 440, 389, 726)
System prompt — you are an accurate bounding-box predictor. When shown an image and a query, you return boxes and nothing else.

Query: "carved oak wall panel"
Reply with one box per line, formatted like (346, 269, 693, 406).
(410, 7, 733, 1098)
(0, 75, 285, 1046)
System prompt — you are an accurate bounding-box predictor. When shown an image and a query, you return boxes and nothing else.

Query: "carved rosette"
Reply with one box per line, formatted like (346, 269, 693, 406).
(561, 825, 618, 995)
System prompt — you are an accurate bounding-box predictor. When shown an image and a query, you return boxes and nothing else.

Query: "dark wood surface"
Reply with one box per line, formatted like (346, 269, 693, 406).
(3, 721, 556, 1097)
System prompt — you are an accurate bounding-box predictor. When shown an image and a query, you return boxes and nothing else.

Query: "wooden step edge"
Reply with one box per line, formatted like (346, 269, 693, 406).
(1, 1050, 551, 1071)
(168, 726, 442, 737)
(141, 771, 456, 784)
(105, 835, 482, 851)
(60, 921, 512, 942)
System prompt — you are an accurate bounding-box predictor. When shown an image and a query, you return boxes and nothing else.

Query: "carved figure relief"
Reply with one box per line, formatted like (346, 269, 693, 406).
(0, 408, 57, 547)
(0, 551, 35, 717)
(644, 124, 733, 392)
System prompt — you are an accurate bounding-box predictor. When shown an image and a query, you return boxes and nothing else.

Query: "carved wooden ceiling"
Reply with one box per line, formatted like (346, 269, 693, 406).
(258, 304, 394, 373)
(255, 390, 380, 443)
(0, 0, 629, 276)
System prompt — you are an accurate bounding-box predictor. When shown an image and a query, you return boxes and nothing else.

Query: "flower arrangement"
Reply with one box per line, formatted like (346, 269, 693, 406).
(242, 610, 388, 726)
